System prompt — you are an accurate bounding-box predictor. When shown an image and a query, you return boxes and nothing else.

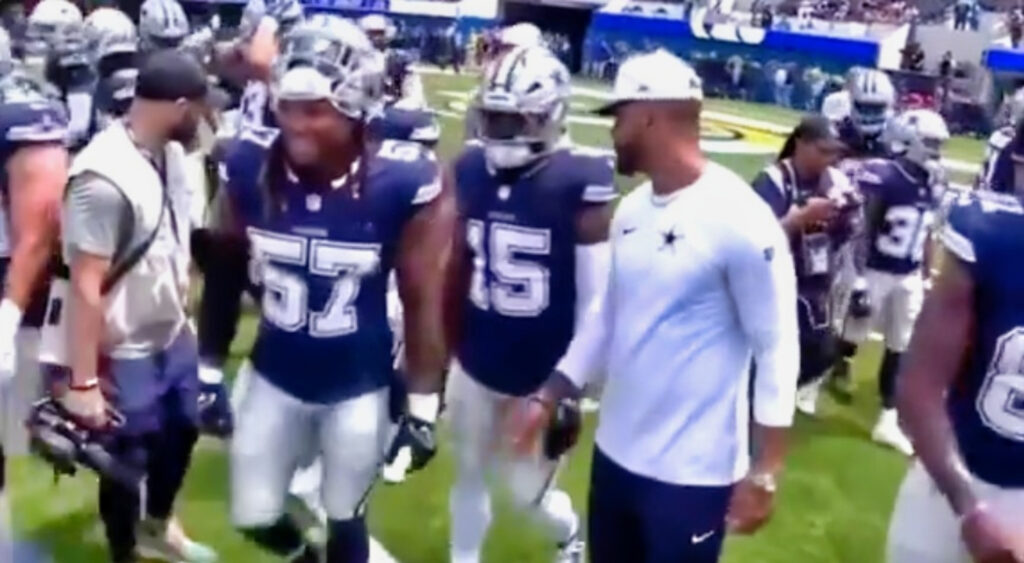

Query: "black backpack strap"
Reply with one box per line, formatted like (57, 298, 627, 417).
(99, 186, 168, 295)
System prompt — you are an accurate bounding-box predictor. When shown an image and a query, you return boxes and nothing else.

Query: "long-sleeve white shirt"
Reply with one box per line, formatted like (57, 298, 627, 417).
(566, 161, 799, 486)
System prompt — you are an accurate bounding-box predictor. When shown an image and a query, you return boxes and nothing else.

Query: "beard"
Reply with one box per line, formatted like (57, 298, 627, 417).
(169, 118, 199, 150)
(615, 141, 639, 177)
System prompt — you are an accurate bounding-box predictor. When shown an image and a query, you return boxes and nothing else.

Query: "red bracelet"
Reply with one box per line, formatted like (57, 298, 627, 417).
(68, 377, 100, 392)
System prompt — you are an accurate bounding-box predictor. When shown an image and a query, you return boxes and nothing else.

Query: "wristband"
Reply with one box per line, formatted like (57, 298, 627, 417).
(408, 393, 440, 424)
(0, 298, 23, 335)
(69, 377, 100, 391)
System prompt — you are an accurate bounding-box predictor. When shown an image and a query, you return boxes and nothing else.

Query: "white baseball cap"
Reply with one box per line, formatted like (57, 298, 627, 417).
(595, 49, 703, 116)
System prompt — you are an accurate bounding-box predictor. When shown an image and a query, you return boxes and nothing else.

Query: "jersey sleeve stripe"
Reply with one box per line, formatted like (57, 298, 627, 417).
(583, 183, 617, 203)
(941, 223, 977, 264)
(413, 176, 442, 205)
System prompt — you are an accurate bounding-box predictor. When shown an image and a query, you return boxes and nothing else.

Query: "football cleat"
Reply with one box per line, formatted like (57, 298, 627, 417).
(555, 533, 585, 563)
(795, 380, 822, 417)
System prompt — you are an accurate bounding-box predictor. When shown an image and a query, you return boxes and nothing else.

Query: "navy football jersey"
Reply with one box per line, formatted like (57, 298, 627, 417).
(837, 116, 891, 160)
(454, 144, 616, 396)
(943, 191, 1024, 487)
(369, 105, 439, 147)
(224, 128, 441, 403)
(858, 159, 936, 275)
(237, 80, 275, 131)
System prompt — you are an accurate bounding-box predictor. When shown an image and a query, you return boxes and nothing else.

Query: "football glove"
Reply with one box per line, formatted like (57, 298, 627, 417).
(848, 278, 872, 319)
(382, 393, 439, 483)
(543, 398, 582, 460)
(197, 364, 233, 438)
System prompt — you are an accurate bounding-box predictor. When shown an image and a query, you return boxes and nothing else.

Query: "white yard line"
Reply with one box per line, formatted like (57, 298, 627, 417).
(370, 537, 400, 563)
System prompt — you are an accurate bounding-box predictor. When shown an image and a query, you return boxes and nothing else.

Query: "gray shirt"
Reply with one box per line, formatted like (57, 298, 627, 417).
(63, 172, 134, 261)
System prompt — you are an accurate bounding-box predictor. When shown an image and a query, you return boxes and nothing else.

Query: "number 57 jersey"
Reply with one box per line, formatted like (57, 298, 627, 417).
(453, 143, 617, 397)
(942, 192, 1024, 488)
(223, 129, 442, 404)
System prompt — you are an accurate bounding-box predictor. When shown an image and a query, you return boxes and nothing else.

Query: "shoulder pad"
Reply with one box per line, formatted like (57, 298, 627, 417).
(0, 98, 67, 145)
(565, 146, 616, 203)
(374, 139, 441, 206)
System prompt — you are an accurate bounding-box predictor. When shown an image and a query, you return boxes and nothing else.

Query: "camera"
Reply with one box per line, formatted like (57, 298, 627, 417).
(25, 398, 142, 489)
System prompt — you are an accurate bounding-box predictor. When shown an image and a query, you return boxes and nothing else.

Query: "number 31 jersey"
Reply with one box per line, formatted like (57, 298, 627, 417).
(858, 159, 936, 275)
(942, 192, 1024, 488)
(453, 143, 616, 396)
(224, 129, 441, 404)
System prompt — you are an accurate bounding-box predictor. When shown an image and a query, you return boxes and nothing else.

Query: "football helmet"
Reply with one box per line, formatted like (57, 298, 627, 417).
(239, 0, 304, 41)
(358, 14, 394, 50)
(138, 0, 190, 51)
(849, 69, 895, 138)
(272, 14, 381, 120)
(890, 109, 949, 170)
(24, 0, 82, 71)
(478, 45, 570, 169)
(84, 7, 137, 65)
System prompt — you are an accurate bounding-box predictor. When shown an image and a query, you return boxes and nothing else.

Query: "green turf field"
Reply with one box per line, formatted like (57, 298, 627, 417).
(7, 71, 969, 562)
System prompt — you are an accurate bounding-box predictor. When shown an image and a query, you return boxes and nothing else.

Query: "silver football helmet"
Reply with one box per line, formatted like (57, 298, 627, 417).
(271, 14, 381, 120)
(478, 45, 571, 169)
(25, 0, 82, 73)
(889, 109, 949, 181)
(138, 0, 190, 51)
(84, 7, 137, 67)
(849, 69, 895, 138)
(239, 0, 304, 41)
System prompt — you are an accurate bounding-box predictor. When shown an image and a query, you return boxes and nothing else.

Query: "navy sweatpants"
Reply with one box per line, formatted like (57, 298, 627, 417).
(588, 447, 734, 563)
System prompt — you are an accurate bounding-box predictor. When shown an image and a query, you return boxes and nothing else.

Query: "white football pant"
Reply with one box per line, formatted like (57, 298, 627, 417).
(841, 269, 925, 352)
(1, 330, 41, 455)
(887, 461, 1024, 562)
(230, 364, 391, 526)
(447, 362, 578, 563)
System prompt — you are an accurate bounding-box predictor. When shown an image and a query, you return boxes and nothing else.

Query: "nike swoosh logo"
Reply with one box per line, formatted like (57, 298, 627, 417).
(691, 530, 716, 544)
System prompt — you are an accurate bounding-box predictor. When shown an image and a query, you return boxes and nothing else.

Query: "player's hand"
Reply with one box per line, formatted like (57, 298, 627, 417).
(60, 384, 108, 429)
(198, 381, 234, 438)
(382, 393, 439, 483)
(726, 472, 776, 535)
(800, 197, 838, 228)
(961, 504, 1024, 563)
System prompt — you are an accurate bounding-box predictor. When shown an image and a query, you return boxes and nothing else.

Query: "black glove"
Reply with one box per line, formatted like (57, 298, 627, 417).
(382, 392, 440, 483)
(849, 286, 872, 319)
(198, 381, 234, 438)
(543, 398, 582, 460)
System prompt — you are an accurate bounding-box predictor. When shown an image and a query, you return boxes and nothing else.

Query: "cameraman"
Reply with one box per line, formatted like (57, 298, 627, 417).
(57, 50, 214, 563)
(750, 115, 861, 415)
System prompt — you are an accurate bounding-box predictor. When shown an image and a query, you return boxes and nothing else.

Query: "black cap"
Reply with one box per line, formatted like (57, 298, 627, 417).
(794, 114, 845, 150)
(135, 49, 208, 102)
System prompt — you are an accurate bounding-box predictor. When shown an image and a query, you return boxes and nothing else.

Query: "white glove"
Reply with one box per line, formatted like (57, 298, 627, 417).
(0, 299, 23, 387)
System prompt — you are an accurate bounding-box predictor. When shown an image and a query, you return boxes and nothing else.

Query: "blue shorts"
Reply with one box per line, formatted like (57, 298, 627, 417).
(100, 330, 200, 437)
(588, 447, 734, 563)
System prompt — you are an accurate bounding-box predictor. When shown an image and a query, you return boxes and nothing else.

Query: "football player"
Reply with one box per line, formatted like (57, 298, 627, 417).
(833, 109, 949, 455)
(368, 49, 439, 148)
(210, 15, 451, 562)
(0, 29, 70, 537)
(976, 87, 1024, 191)
(359, 14, 425, 109)
(886, 187, 1024, 562)
(750, 116, 859, 410)
(444, 45, 614, 563)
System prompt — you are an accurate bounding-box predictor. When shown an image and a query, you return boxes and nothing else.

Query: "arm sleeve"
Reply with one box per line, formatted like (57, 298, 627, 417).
(555, 242, 612, 388)
(63, 174, 128, 259)
(726, 205, 800, 427)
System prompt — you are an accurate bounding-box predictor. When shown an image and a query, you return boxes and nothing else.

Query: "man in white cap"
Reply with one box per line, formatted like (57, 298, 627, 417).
(507, 49, 800, 562)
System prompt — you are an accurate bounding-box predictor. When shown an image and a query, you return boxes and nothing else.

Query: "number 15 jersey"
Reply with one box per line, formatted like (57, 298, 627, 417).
(224, 129, 441, 404)
(453, 143, 616, 397)
(942, 192, 1024, 488)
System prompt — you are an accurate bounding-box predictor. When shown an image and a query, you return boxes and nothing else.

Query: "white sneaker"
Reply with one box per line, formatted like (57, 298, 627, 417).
(555, 534, 585, 563)
(795, 380, 822, 416)
(872, 409, 914, 456)
(135, 517, 218, 563)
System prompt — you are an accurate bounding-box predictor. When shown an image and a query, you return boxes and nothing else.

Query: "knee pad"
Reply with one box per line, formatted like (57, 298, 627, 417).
(239, 516, 307, 557)
(327, 517, 369, 563)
